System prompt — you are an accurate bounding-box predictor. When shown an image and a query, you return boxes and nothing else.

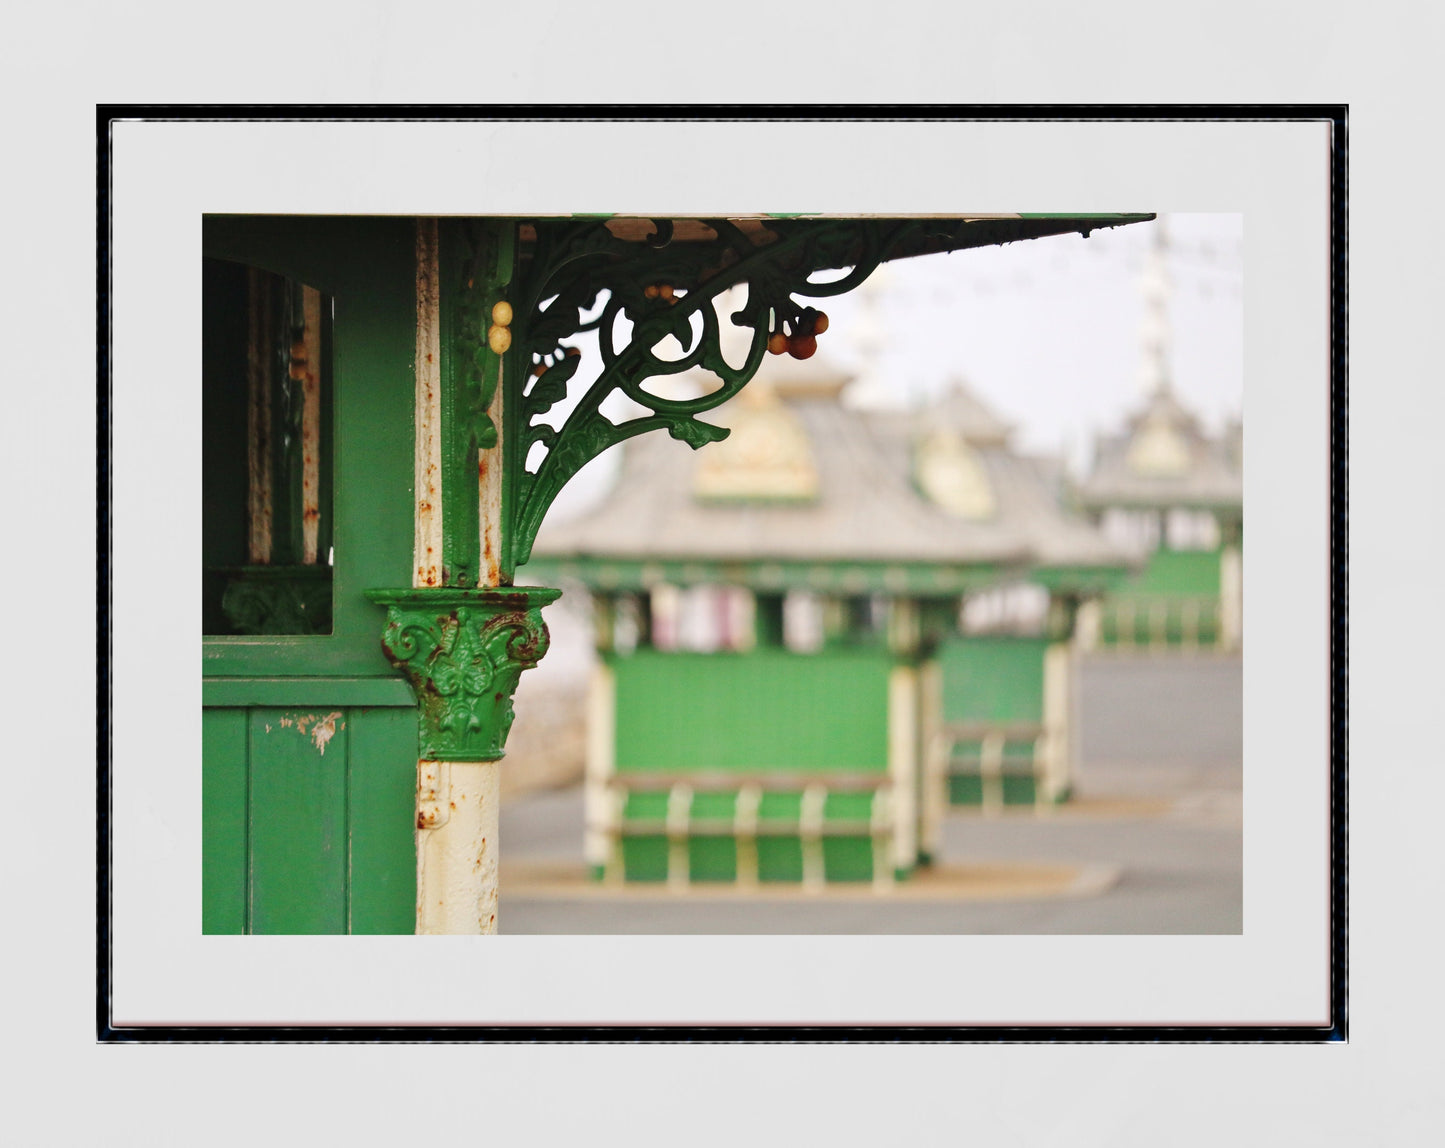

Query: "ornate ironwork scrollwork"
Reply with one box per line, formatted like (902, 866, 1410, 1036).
(503, 217, 945, 567)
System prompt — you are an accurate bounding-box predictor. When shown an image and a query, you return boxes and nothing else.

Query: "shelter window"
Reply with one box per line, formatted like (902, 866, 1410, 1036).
(202, 257, 334, 635)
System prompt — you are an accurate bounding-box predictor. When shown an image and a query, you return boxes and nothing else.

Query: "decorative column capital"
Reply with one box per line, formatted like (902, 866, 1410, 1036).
(366, 587, 562, 762)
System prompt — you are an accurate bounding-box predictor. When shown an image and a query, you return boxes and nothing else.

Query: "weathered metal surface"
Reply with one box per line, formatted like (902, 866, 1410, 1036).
(416, 218, 445, 588)
(439, 221, 513, 588)
(416, 759, 450, 831)
(415, 760, 501, 935)
(478, 366, 505, 588)
(246, 266, 273, 564)
(367, 586, 562, 762)
(300, 285, 323, 564)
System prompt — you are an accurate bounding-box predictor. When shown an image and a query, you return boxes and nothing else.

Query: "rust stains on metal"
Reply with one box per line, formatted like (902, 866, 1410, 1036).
(300, 285, 323, 565)
(246, 266, 274, 565)
(415, 217, 444, 589)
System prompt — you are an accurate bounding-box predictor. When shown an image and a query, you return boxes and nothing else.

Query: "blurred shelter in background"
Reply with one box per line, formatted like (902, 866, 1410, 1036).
(1073, 220, 1244, 652)
(524, 303, 1133, 889)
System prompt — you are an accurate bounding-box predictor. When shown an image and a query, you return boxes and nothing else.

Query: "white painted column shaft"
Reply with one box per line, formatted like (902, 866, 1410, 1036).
(1220, 545, 1243, 652)
(415, 760, 501, 934)
(887, 666, 919, 874)
(1076, 598, 1101, 653)
(584, 663, 617, 874)
(1042, 641, 1073, 802)
(918, 660, 944, 860)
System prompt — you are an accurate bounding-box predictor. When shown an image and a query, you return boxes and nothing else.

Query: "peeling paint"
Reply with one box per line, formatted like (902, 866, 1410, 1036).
(415, 218, 444, 588)
(310, 712, 343, 755)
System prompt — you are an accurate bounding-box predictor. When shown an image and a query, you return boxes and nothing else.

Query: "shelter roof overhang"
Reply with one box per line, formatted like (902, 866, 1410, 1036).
(517, 213, 1155, 269)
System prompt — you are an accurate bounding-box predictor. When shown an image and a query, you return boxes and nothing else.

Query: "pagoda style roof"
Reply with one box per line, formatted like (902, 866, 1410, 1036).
(1076, 387, 1243, 511)
(528, 363, 1129, 592)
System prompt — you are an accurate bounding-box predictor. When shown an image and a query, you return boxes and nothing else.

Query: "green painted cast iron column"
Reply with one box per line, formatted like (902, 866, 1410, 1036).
(365, 218, 559, 935)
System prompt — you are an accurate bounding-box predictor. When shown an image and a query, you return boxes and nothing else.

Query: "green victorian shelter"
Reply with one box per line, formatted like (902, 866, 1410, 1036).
(524, 311, 1133, 889)
(1074, 223, 1243, 653)
(200, 212, 1152, 932)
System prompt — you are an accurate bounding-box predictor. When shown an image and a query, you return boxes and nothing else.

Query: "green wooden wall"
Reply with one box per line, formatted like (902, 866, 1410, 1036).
(938, 636, 1047, 725)
(613, 649, 892, 773)
(202, 217, 422, 933)
(202, 706, 417, 934)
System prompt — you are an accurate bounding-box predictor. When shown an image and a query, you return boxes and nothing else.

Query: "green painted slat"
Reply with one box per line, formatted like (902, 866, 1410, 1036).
(202, 708, 248, 934)
(202, 677, 415, 708)
(688, 837, 736, 882)
(822, 837, 874, 883)
(345, 707, 419, 934)
(622, 837, 669, 882)
(247, 708, 349, 934)
(757, 837, 803, 882)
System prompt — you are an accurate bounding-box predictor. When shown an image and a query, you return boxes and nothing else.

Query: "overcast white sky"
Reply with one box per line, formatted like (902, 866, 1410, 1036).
(549, 212, 1242, 518)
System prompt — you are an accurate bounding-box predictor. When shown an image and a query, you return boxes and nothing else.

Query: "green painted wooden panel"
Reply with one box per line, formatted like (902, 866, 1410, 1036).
(938, 637, 1048, 724)
(345, 707, 419, 934)
(757, 837, 803, 882)
(202, 709, 248, 934)
(247, 708, 349, 935)
(688, 837, 736, 882)
(613, 650, 891, 772)
(823, 838, 874, 882)
(621, 836, 669, 882)
(1129, 549, 1222, 597)
(203, 703, 418, 934)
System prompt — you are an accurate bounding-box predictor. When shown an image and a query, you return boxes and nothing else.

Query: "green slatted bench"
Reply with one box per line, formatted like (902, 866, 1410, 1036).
(591, 772, 901, 890)
(931, 720, 1052, 810)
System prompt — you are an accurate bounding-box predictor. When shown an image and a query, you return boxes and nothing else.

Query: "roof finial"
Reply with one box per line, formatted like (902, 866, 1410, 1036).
(1137, 216, 1172, 398)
